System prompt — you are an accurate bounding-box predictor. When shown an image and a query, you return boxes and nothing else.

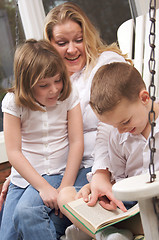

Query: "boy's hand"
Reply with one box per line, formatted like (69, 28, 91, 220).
(75, 183, 91, 202)
(87, 169, 127, 212)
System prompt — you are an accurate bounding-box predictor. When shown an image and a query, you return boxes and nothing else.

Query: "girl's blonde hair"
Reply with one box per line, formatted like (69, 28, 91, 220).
(10, 39, 71, 111)
(44, 2, 132, 72)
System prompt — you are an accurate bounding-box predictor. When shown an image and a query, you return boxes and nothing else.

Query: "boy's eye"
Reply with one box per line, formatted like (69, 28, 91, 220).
(122, 119, 130, 125)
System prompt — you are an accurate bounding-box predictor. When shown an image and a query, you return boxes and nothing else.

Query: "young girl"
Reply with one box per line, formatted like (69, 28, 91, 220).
(0, 39, 84, 240)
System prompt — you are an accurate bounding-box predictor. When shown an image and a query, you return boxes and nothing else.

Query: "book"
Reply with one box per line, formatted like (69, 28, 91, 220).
(63, 198, 139, 235)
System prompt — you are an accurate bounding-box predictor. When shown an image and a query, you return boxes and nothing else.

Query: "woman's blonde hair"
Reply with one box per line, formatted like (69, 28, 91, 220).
(44, 2, 132, 72)
(10, 39, 71, 111)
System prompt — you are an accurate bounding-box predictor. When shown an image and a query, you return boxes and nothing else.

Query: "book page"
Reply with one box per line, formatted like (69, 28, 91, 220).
(66, 198, 139, 231)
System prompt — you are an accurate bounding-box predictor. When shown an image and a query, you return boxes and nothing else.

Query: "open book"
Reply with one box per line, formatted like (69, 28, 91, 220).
(63, 198, 139, 235)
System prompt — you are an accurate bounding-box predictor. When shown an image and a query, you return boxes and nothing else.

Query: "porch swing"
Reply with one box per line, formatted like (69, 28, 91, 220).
(113, 1, 159, 239)
(2, 1, 159, 239)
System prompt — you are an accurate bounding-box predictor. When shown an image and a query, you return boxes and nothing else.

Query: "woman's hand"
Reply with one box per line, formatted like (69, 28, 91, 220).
(0, 177, 10, 211)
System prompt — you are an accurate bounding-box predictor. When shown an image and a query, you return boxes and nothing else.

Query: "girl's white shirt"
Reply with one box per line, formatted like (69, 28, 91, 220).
(2, 85, 79, 188)
(107, 116, 159, 182)
(71, 51, 126, 173)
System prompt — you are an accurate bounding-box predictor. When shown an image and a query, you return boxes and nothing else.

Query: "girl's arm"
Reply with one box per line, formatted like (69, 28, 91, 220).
(3, 113, 59, 210)
(59, 103, 84, 190)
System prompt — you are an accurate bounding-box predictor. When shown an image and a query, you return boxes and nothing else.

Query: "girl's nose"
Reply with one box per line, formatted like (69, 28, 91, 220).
(50, 85, 58, 94)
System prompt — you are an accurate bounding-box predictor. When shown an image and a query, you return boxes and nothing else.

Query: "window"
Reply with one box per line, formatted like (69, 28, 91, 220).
(0, 0, 25, 131)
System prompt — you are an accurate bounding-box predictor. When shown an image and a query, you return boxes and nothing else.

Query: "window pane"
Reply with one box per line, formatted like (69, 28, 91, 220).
(0, 0, 25, 131)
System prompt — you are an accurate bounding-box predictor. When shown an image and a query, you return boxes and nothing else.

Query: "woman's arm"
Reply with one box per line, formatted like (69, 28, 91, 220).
(3, 113, 59, 210)
(59, 103, 84, 190)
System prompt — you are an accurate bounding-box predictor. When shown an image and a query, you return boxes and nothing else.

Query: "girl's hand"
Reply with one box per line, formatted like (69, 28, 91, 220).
(39, 185, 59, 215)
(75, 183, 91, 202)
(0, 177, 10, 211)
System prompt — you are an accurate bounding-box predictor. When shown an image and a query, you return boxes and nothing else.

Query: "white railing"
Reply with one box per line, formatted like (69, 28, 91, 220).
(18, 0, 45, 40)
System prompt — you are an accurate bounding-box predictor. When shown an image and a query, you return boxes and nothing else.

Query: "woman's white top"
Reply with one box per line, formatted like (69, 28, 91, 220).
(107, 116, 159, 182)
(2, 87, 79, 188)
(71, 51, 126, 169)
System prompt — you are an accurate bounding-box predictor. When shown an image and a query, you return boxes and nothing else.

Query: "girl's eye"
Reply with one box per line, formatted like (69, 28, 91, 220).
(39, 84, 47, 88)
(55, 78, 62, 83)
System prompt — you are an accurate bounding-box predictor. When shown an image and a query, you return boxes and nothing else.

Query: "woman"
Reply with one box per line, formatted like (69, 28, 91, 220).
(43, 0, 131, 189)
(0, 2, 131, 239)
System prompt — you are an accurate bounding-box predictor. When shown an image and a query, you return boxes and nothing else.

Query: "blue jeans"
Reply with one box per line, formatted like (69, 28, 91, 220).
(0, 204, 4, 228)
(0, 183, 25, 239)
(0, 167, 91, 240)
(123, 201, 137, 210)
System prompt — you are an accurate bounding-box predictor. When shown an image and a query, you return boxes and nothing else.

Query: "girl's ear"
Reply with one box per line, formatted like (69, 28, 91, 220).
(139, 90, 150, 104)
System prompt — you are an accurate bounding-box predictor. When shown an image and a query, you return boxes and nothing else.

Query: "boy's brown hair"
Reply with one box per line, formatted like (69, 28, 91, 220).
(10, 39, 71, 111)
(90, 62, 146, 115)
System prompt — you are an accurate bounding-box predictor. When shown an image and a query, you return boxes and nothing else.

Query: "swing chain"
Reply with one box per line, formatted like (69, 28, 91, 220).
(15, 0, 19, 47)
(148, 0, 156, 183)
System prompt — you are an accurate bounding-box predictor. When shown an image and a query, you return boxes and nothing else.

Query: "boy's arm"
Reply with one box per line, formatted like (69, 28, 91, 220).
(92, 122, 113, 173)
(89, 122, 126, 211)
(59, 103, 84, 189)
(3, 113, 59, 210)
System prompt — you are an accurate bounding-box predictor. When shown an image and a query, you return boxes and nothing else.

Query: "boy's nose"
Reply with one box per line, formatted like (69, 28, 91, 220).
(117, 127, 125, 134)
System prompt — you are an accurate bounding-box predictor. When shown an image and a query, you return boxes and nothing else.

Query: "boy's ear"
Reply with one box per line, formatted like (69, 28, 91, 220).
(139, 90, 150, 104)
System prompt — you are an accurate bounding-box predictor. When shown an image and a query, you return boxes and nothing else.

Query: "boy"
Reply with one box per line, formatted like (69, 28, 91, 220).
(90, 62, 159, 183)
(59, 63, 156, 239)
